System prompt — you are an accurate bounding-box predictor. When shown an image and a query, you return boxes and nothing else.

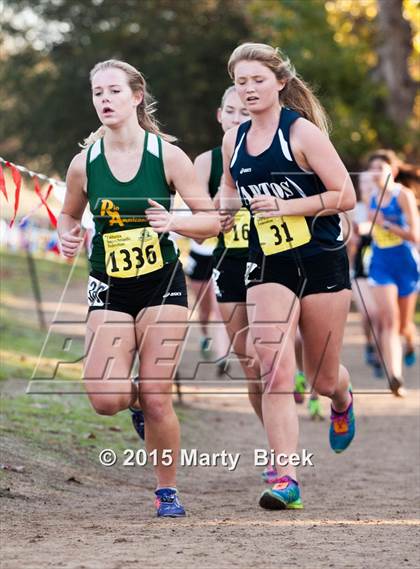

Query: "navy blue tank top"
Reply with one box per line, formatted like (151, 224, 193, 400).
(229, 107, 343, 261)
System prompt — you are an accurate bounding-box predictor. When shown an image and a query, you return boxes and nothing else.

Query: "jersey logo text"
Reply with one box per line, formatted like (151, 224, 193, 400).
(100, 199, 124, 227)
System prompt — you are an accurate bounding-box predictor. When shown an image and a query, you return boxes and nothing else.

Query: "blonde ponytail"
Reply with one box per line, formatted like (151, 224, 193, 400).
(80, 59, 175, 149)
(228, 43, 330, 134)
(81, 126, 106, 148)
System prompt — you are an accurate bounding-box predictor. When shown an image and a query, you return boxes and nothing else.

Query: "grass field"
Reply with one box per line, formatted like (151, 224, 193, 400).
(0, 249, 188, 485)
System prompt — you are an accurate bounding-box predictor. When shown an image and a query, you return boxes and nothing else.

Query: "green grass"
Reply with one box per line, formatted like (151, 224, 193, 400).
(1, 250, 86, 381)
(0, 251, 189, 476)
(0, 392, 188, 473)
(0, 249, 88, 296)
(0, 308, 84, 381)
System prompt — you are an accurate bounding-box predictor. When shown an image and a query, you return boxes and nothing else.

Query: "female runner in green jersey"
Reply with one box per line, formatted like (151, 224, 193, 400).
(58, 60, 219, 517)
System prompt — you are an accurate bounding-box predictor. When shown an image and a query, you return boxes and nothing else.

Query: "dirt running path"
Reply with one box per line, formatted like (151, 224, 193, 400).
(1, 316, 420, 568)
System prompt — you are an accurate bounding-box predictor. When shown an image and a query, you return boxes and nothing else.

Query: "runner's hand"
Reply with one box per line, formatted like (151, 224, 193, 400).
(219, 211, 235, 233)
(60, 225, 83, 258)
(374, 212, 385, 227)
(146, 199, 173, 233)
(250, 195, 286, 218)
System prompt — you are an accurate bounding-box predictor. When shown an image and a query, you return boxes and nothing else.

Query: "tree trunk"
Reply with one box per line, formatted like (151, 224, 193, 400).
(376, 0, 417, 124)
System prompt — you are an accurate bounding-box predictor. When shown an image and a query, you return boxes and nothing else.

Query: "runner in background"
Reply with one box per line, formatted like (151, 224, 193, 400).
(349, 171, 382, 377)
(206, 87, 264, 417)
(183, 110, 235, 371)
(367, 150, 419, 396)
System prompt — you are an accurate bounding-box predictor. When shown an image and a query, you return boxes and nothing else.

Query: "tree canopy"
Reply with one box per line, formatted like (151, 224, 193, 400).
(0, 0, 418, 177)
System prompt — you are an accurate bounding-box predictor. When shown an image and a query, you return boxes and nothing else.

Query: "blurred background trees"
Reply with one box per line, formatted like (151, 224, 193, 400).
(0, 0, 418, 177)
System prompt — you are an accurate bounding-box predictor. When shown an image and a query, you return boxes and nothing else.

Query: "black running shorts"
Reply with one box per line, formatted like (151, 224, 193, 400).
(184, 251, 214, 281)
(246, 249, 351, 297)
(212, 256, 247, 303)
(87, 261, 188, 319)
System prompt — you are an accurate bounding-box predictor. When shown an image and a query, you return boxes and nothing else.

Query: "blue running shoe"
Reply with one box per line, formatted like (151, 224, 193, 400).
(364, 344, 377, 367)
(373, 362, 384, 379)
(155, 488, 186, 517)
(259, 476, 303, 510)
(404, 350, 416, 367)
(130, 407, 145, 441)
(329, 390, 355, 453)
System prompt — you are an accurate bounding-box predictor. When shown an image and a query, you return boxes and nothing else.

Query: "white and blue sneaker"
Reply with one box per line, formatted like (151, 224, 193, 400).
(155, 488, 186, 517)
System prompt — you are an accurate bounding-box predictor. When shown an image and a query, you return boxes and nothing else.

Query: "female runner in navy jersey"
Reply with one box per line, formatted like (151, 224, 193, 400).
(221, 43, 356, 510)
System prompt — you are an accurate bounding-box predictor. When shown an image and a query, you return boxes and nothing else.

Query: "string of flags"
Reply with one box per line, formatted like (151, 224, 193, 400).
(0, 156, 66, 228)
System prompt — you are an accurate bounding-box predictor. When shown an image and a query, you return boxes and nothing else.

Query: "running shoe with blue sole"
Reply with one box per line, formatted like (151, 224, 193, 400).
(259, 475, 303, 510)
(329, 390, 355, 453)
(404, 350, 416, 367)
(373, 362, 384, 379)
(155, 488, 186, 517)
(364, 344, 377, 367)
(130, 407, 145, 441)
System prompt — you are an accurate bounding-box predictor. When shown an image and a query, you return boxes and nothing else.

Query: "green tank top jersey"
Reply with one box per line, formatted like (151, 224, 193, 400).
(86, 132, 178, 277)
(208, 146, 223, 199)
(211, 146, 248, 261)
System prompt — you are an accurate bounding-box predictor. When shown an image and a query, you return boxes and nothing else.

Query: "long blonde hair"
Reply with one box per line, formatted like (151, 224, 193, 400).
(228, 43, 330, 134)
(81, 59, 175, 148)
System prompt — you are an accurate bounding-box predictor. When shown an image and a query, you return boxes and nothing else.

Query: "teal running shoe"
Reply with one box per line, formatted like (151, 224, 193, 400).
(259, 475, 303, 510)
(155, 488, 186, 518)
(404, 349, 416, 367)
(200, 336, 212, 359)
(261, 467, 278, 484)
(329, 390, 355, 453)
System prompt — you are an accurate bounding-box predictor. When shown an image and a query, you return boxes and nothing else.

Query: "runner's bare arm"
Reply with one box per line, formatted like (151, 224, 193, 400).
(58, 152, 88, 258)
(146, 143, 220, 239)
(219, 127, 242, 232)
(391, 187, 420, 243)
(251, 119, 356, 218)
(194, 150, 212, 189)
(192, 150, 213, 243)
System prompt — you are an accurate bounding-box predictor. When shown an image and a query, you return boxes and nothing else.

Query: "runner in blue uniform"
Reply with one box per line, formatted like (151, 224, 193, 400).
(350, 171, 382, 377)
(367, 150, 419, 396)
(221, 43, 356, 510)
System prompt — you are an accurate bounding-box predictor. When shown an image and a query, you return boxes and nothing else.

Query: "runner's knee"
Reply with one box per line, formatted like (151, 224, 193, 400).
(90, 398, 121, 416)
(378, 309, 398, 331)
(261, 359, 295, 391)
(311, 373, 338, 398)
(141, 394, 173, 422)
